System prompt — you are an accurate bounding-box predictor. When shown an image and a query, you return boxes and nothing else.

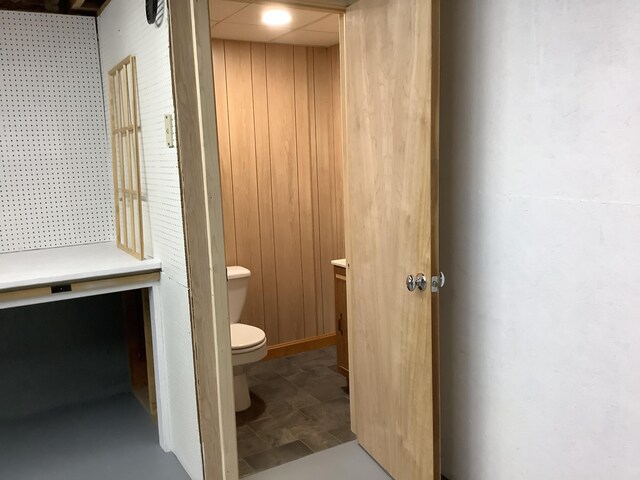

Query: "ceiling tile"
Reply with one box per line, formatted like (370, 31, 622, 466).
(225, 3, 327, 29)
(273, 30, 339, 47)
(302, 14, 339, 33)
(209, 0, 249, 22)
(211, 22, 292, 43)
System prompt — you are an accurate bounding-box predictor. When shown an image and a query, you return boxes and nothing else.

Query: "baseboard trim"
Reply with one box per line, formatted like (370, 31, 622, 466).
(264, 333, 337, 361)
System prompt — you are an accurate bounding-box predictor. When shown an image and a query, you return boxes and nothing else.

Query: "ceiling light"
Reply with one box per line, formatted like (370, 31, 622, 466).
(262, 9, 292, 26)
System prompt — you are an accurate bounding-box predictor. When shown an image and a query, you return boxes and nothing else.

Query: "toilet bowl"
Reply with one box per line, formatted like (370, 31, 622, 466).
(227, 266, 267, 412)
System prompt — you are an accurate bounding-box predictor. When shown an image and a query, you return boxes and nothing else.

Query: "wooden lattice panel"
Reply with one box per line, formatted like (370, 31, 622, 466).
(108, 56, 144, 259)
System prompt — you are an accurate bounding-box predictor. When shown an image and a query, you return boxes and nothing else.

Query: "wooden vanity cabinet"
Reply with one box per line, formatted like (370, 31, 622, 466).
(334, 265, 349, 380)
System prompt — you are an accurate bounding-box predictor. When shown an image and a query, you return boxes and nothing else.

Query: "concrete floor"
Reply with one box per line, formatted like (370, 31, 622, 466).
(0, 393, 189, 480)
(245, 441, 392, 480)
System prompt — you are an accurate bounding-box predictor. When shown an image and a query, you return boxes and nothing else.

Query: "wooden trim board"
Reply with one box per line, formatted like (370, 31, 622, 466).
(430, 1, 442, 476)
(264, 333, 337, 361)
(107, 55, 144, 260)
(0, 272, 160, 303)
(173, 2, 349, 479)
(167, 1, 237, 479)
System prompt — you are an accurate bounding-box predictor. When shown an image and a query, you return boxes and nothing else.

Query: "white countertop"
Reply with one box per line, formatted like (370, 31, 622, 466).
(0, 242, 162, 292)
(331, 258, 347, 268)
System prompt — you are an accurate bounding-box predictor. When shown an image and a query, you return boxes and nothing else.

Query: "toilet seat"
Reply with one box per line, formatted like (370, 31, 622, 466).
(231, 324, 268, 368)
(231, 323, 266, 352)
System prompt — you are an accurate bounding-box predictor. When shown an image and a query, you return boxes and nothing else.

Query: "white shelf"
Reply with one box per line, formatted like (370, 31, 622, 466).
(0, 242, 162, 292)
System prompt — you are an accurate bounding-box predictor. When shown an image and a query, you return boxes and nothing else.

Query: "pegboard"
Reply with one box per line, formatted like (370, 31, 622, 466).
(0, 11, 114, 253)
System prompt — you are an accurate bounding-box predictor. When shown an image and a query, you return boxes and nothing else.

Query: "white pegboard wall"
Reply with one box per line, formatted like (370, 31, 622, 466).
(0, 11, 113, 253)
(97, 0, 187, 288)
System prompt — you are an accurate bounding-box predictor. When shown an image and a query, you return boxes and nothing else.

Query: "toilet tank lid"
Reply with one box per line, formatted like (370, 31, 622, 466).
(227, 266, 251, 280)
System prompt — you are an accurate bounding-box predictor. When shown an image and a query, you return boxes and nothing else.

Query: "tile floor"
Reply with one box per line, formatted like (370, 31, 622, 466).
(236, 346, 355, 477)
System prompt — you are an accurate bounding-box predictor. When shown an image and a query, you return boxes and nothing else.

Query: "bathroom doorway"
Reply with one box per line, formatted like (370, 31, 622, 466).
(208, 2, 350, 475)
(168, 0, 440, 478)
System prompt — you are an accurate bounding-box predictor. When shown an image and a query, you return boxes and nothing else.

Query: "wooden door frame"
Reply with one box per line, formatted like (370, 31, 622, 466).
(167, 1, 238, 479)
(166, 0, 438, 479)
(167, 1, 349, 479)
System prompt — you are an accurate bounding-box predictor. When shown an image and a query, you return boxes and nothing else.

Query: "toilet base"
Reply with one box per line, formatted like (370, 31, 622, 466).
(233, 365, 251, 412)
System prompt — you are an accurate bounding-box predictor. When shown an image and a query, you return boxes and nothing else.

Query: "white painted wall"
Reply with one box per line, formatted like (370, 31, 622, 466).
(97, 2, 202, 479)
(440, 1, 640, 479)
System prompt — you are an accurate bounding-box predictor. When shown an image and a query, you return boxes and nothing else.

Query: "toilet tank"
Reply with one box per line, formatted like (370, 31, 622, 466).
(226, 266, 251, 324)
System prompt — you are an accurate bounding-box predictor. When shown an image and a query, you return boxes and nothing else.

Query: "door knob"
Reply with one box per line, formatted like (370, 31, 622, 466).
(406, 274, 416, 291)
(406, 273, 428, 292)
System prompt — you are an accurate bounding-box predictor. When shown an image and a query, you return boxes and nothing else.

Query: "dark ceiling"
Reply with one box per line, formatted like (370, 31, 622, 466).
(0, 0, 110, 16)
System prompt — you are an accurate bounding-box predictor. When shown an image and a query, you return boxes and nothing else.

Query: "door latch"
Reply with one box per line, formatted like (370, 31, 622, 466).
(431, 272, 446, 293)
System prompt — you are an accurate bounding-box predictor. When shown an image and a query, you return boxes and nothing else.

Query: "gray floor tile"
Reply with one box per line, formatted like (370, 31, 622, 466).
(244, 440, 313, 473)
(238, 346, 354, 474)
(329, 425, 357, 443)
(247, 375, 262, 387)
(300, 397, 351, 431)
(249, 410, 317, 448)
(237, 425, 271, 458)
(238, 458, 255, 478)
(247, 358, 296, 377)
(287, 348, 333, 365)
(250, 379, 298, 403)
(284, 386, 322, 409)
(301, 378, 349, 402)
(287, 425, 342, 453)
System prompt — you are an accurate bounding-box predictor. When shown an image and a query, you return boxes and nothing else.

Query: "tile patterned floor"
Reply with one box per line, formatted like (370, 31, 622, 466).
(236, 346, 355, 477)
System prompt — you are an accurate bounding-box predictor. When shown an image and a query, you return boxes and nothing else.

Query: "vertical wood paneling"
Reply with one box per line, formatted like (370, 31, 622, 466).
(212, 40, 343, 346)
(211, 40, 237, 265)
(313, 46, 338, 335)
(224, 40, 265, 331)
(307, 49, 325, 336)
(250, 42, 280, 344)
(266, 43, 305, 343)
(293, 46, 318, 339)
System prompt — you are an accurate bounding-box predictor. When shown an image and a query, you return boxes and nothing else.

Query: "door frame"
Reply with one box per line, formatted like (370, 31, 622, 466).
(167, 1, 238, 478)
(166, 0, 439, 479)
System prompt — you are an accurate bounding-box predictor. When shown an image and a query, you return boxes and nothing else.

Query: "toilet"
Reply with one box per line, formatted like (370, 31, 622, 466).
(227, 266, 267, 412)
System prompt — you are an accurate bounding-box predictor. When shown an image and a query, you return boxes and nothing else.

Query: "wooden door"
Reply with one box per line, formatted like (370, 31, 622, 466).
(343, 1, 440, 479)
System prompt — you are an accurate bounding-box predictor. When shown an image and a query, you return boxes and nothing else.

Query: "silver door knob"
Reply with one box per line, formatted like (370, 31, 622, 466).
(407, 273, 428, 292)
(406, 274, 416, 291)
(416, 273, 428, 291)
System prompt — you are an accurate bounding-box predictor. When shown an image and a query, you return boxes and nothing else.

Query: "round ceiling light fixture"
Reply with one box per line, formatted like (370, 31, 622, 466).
(262, 9, 292, 26)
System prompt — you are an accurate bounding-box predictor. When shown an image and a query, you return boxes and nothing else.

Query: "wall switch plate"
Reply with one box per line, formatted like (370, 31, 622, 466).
(164, 114, 175, 148)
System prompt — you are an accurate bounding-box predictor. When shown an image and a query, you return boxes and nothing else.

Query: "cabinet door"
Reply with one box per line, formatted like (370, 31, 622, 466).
(334, 266, 348, 377)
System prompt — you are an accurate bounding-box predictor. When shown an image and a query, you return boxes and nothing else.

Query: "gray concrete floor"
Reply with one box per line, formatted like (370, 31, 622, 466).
(0, 393, 189, 480)
(245, 441, 392, 480)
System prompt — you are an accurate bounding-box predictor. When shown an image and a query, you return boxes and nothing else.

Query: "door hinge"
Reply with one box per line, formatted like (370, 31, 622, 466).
(431, 272, 446, 293)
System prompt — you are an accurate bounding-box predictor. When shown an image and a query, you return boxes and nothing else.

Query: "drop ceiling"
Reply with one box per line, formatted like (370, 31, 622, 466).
(209, 0, 339, 47)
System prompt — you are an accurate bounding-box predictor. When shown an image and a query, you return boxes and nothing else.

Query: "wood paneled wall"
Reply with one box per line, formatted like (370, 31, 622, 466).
(212, 39, 344, 346)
